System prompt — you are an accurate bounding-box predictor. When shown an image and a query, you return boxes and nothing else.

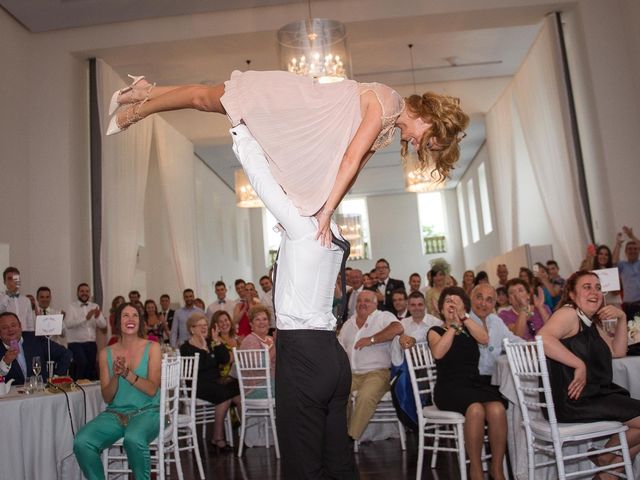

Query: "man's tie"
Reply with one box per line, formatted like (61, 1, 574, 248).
(42, 308, 47, 315)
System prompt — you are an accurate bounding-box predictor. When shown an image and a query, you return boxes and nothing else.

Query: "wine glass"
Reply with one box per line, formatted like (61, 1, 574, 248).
(32, 356, 42, 377)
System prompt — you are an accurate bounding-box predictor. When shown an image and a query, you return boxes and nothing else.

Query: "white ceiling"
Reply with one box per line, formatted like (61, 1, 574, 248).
(0, 0, 550, 194)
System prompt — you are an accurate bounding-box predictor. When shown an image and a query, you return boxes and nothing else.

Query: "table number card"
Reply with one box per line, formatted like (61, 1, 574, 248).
(35, 314, 64, 336)
(593, 268, 620, 293)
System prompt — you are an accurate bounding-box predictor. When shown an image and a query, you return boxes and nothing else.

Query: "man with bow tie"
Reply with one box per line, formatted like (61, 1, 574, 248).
(0, 312, 72, 385)
(64, 283, 106, 380)
(373, 259, 406, 315)
(205, 281, 236, 320)
(0, 266, 36, 332)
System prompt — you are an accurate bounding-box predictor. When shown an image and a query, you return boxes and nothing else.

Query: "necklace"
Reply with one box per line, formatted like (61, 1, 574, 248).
(251, 332, 273, 349)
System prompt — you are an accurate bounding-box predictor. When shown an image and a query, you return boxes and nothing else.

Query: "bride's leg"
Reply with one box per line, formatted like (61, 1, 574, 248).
(115, 83, 226, 129)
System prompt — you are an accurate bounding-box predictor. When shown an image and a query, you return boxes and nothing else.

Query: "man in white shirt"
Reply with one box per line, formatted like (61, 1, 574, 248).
(0, 267, 36, 332)
(338, 289, 403, 440)
(232, 125, 357, 479)
(469, 283, 522, 380)
(206, 281, 236, 320)
(64, 283, 106, 380)
(170, 288, 202, 348)
(258, 275, 275, 322)
(392, 289, 410, 319)
(345, 268, 364, 322)
(391, 291, 443, 366)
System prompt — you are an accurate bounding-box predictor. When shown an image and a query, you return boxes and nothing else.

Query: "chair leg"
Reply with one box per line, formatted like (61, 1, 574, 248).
(237, 409, 247, 458)
(190, 422, 205, 480)
(173, 432, 184, 480)
(354, 439, 359, 453)
(270, 407, 281, 459)
(481, 443, 488, 472)
(416, 422, 425, 480)
(618, 430, 634, 480)
(264, 417, 270, 449)
(398, 420, 406, 451)
(225, 412, 234, 447)
(430, 427, 440, 468)
(456, 423, 467, 480)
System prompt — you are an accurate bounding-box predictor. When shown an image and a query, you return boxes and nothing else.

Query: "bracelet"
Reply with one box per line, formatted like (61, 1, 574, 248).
(132, 374, 139, 385)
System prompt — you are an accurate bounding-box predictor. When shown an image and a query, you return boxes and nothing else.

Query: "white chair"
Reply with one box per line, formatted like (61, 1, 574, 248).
(405, 342, 492, 480)
(178, 354, 204, 480)
(102, 353, 183, 480)
(503, 336, 634, 479)
(352, 390, 406, 453)
(194, 398, 234, 446)
(233, 347, 280, 459)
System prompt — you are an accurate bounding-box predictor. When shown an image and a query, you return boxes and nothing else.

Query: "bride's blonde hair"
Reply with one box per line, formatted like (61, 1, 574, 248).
(401, 92, 470, 182)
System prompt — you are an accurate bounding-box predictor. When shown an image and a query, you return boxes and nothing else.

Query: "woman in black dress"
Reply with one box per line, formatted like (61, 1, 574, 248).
(179, 311, 240, 452)
(539, 271, 640, 478)
(427, 287, 507, 480)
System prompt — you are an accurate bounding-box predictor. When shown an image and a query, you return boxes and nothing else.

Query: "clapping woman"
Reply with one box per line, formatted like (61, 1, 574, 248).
(74, 303, 161, 479)
(427, 287, 507, 480)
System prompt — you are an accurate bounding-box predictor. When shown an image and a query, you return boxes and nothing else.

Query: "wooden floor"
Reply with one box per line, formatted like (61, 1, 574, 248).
(177, 430, 465, 480)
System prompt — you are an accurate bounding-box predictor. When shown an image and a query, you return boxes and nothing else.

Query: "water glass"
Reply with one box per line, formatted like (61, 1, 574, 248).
(603, 319, 617, 338)
(27, 375, 38, 394)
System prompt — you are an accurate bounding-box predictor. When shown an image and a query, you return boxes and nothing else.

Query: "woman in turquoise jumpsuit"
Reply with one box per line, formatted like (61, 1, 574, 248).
(73, 303, 162, 479)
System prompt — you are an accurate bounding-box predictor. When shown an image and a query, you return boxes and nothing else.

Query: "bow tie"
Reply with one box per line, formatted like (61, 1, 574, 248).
(218, 300, 225, 304)
(81, 303, 89, 307)
(7, 292, 19, 298)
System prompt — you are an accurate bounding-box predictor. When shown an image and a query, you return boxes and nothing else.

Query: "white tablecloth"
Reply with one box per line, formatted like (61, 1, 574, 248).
(493, 355, 640, 479)
(0, 383, 105, 480)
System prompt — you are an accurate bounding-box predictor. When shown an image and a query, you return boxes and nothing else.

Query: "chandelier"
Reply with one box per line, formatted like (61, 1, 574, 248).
(277, 3, 350, 84)
(235, 169, 264, 208)
(403, 153, 444, 192)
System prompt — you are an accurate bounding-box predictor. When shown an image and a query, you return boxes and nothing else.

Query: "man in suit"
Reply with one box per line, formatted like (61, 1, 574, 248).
(374, 258, 406, 315)
(0, 311, 72, 385)
(159, 294, 175, 332)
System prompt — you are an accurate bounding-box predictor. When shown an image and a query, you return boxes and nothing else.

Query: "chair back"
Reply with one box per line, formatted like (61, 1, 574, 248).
(405, 342, 436, 421)
(159, 354, 182, 444)
(233, 347, 273, 402)
(503, 336, 560, 433)
(179, 354, 200, 418)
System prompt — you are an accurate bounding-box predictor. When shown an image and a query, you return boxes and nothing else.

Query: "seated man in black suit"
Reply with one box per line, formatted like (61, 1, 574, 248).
(0, 311, 72, 385)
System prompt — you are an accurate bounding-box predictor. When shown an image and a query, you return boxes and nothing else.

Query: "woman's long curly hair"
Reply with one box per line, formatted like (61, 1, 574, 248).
(401, 92, 470, 182)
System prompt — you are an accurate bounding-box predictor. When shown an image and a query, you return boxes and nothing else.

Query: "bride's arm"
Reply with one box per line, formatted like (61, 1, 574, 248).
(315, 94, 382, 246)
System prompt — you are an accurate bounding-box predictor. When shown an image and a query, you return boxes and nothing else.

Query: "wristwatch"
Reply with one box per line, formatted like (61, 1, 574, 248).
(370, 336, 375, 344)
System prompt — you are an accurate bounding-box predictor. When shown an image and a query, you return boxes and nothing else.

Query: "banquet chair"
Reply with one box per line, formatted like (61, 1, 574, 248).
(102, 354, 183, 480)
(194, 398, 234, 446)
(503, 336, 634, 480)
(405, 342, 492, 480)
(351, 390, 406, 453)
(233, 347, 280, 459)
(177, 354, 204, 480)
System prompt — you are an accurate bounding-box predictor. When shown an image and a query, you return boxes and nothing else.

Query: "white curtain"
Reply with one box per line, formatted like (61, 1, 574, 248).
(153, 116, 200, 292)
(486, 85, 517, 254)
(512, 15, 590, 270)
(97, 60, 153, 311)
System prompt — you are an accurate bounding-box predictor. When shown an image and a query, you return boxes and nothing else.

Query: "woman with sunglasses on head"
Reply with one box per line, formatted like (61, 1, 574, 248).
(106, 70, 468, 246)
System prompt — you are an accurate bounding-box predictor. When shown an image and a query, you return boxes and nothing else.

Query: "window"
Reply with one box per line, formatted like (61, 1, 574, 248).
(417, 192, 447, 254)
(478, 162, 493, 235)
(466, 180, 480, 243)
(336, 197, 371, 260)
(263, 209, 281, 267)
(457, 185, 469, 247)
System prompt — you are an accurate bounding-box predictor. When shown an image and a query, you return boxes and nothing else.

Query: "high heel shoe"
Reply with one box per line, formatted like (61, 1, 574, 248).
(210, 438, 233, 454)
(106, 97, 147, 136)
(108, 74, 145, 115)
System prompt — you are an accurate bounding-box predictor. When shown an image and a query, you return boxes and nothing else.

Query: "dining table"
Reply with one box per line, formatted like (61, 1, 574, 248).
(0, 382, 105, 480)
(492, 355, 640, 479)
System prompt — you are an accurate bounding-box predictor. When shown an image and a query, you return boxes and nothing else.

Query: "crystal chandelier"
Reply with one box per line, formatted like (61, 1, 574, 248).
(235, 169, 264, 208)
(277, 3, 350, 84)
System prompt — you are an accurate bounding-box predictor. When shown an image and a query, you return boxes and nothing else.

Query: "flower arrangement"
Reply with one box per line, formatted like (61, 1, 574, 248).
(629, 316, 640, 345)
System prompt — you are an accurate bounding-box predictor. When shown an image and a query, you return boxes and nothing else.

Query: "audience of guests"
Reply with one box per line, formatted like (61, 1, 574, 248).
(65, 283, 107, 380)
(108, 295, 126, 334)
(427, 287, 507, 480)
(74, 303, 161, 479)
(581, 244, 613, 271)
(469, 284, 522, 381)
(374, 258, 406, 315)
(473, 271, 489, 287)
(445, 275, 458, 287)
(546, 260, 566, 296)
(426, 265, 447, 317)
(539, 271, 640, 476)
(258, 275, 274, 321)
(180, 311, 240, 452)
(0, 266, 36, 332)
(158, 294, 175, 332)
(170, 288, 202, 348)
(233, 282, 261, 340)
(495, 286, 510, 313)
(533, 262, 557, 310)
(392, 289, 410, 319)
(462, 270, 475, 295)
(0, 311, 72, 384)
(408, 272, 422, 294)
(613, 226, 640, 319)
(345, 268, 364, 321)
(237, 305, 276, 398)
(519, 267, 534, 288)
(496, 264, 509, 289)
(338, 289, 403, 440)
(144, 299, 169, 342)
(213, 310, 238, 379)
(499, 278, 551, 341)
(206, 281, 236, 320)
(194, 298, 206, 311)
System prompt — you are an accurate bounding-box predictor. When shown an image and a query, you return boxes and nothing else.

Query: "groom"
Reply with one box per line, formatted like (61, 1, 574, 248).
(231, 125, 357, 479)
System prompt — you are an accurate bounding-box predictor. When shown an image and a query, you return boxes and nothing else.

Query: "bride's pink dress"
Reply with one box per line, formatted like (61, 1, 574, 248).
(220, 70, 404, 216)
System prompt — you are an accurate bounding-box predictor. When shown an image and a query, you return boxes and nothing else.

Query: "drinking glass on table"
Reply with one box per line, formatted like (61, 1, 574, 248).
(602, 319, 617, 338)
(32, 356, 44, 391)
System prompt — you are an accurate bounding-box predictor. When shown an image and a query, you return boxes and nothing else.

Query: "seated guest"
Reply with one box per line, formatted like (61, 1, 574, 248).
(392, 289, 410, 319)
(338, 290, 403, 440)
(539, 271, 640, 475)
(495, 286, 510, 313)
(473, 270, 489, 286)
(391, 291, 442, 366)
(237, 305, 276, 398)
(213, 310, 239, 379)
(0, 312, 72, 384)
(428, 287, 507, 480)
(144, 299, 169, 343)
(462, 270, 475, 295)
(74, 304, 161, 479)
(496, 264, 509, 289)
(499, 278, 551, 340)
(180, 311, 240, 452)
(533, 262, 556, 310)
(108, 296, 126, 334)
(426, 266, 447, 317)
(445, 275, 458, 287)
(469, 284, 522, 381)
(408, 272, 422, 294)
(194, 298, 206, 311)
